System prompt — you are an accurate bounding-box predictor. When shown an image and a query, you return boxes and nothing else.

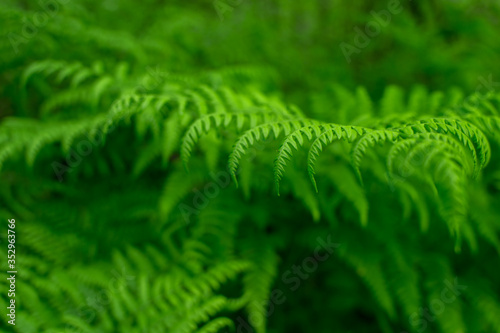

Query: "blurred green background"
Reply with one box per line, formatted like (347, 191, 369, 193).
(2, 0, 500, 117)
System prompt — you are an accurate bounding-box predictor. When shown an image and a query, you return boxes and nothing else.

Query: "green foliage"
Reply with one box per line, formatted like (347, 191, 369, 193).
(1, 0, 500, 332)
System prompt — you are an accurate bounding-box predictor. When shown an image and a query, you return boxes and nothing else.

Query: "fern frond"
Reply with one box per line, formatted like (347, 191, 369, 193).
(379, 85, 405, 116)
(337, 245, 396, 319)
(275, 123, 368, 194)
(387, 133, 473, 178)
(325, 165, 369, 226)
(306, 124, 370, 190)
(21, 60, 83, 89)
(242, 243, 278, 333)
(421, 258, 466, 333)
(401, 118, 491, 176)
(285, 168, 321, 221)
(274, 123, 335, 194)
(228, 119, 318, 185)
(158, 169, 204, 224)
(181, 111, 288, 169)
(342, 129, 396, 185)
(197, 317, 234, 333)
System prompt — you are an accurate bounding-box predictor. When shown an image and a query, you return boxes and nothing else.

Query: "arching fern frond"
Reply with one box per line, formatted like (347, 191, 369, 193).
(350, 129, 400, 184)
(306, 124, 370, 191)
(21, 60, 95, 89)
(228, 119, 318, 185)
(387, 133, 473, 179)
(181, 111, 291, 169)
(196, 317, 234, 333)
(400, 118, 491, 176)
(275, 123, 369, 194)
(274, 123, 331, 194)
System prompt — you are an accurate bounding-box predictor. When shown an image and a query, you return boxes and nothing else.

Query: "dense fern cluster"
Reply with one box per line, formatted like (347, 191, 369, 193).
(1, 1, 500, 332)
